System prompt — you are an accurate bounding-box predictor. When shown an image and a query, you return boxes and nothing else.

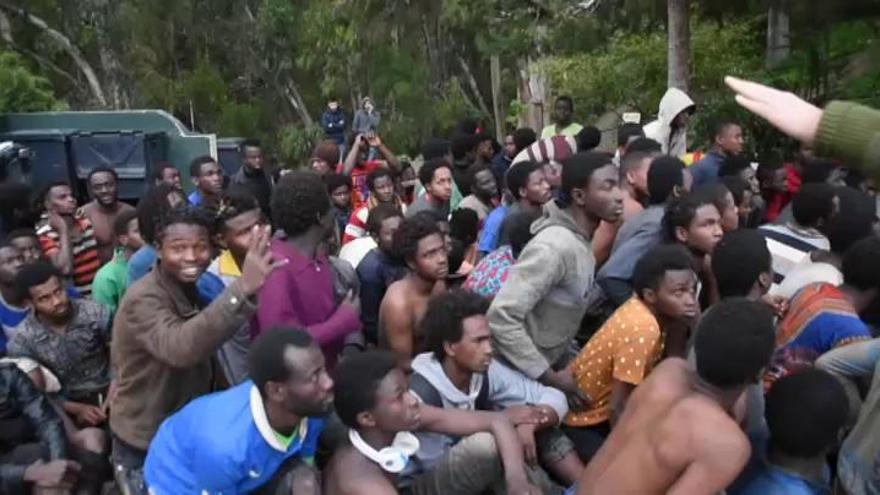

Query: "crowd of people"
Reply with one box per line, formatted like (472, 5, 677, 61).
(0, 76, 879, 495)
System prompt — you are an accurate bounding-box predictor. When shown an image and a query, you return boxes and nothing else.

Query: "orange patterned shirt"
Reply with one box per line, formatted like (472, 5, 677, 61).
(565, 296, 664, 427)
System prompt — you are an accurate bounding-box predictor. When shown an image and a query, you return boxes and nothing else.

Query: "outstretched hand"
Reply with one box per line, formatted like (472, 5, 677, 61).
(239, 225, 288, 296)
(725, 76, 823, 146)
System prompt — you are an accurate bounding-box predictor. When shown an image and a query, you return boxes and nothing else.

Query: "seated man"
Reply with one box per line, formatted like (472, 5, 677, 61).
(735, 369, 848, 495)
(111, 206, 278, 490)
(0, 362, 105, 494)
(5, 229, 43, 264)
(564, 244, 698, 461)
(92, 209, 143, 314)
(766, 235, 879, 389)
(9, 262, 112, 428)
(356, 204, 406, 344)
(324, 351, 541, 495)
(0, 240, 26, 353)
(379, 215, 448, 370)
(145, 328, 330, 494)
(597, 156, 689, 308)
(206, 190, 265, 385)
(410, 290, 580, 486)
(575, 298, 776, 494)
(463, 211, 537, 300)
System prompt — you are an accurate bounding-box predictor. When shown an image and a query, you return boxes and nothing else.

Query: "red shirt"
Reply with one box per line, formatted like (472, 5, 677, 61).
(764, 163, 802, 223)
(338, 160, 385, 211)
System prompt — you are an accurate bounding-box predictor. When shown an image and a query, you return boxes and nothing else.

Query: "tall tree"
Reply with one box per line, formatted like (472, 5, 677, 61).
(667, 0, 691, 92)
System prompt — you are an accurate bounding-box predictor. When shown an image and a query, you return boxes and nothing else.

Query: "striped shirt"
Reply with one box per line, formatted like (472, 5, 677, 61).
(36, 212, 100, 296)
(758, 223, 830, 291)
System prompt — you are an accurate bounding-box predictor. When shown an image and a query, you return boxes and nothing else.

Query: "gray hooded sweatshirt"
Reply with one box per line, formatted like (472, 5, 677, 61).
(407, 352, 568, 473)
(487, 200, 596, 379)
(643, 87, 695, 158)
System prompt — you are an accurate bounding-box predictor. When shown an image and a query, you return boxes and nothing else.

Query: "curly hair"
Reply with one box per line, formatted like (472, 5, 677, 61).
(422, 289, 491, 361)
(154, 205, 213, 245)
(392, 214, 442, 263)
(137, 184, 186, 244)
(209, 188, 261, 233)
(271, 171, 331, 236)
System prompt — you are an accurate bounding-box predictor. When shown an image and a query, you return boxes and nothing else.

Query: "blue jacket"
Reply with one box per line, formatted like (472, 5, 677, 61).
(689, 150, 726, 186)
(320, 108, 347, 142)
(145, 381, 324, 494)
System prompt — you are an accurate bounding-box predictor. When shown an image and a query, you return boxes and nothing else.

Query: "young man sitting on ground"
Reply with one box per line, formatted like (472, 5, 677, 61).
(9, 262, 112, 428)
(356, 205, 406, 344)
(410, 289, 581, 487)
(92, 209, 143, 314)
(379, 215, 448, 370)
(206, 190, 266, 385)
(145, 328, 331, 494)
(564, 244, 698, 461)
(735, 369, 848, 495)
(324, 350, 541, 495)
(575, 297, 776, 494)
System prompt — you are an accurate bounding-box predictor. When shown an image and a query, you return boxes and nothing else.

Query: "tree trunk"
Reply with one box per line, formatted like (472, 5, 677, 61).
(490, 55, 504, 141)
(766, 0, 790, 68)
(282, 79, 315, 128)
(0, 1, 107, 107)
(516, 57, 547, 132)
(457, 55, 492, 120)
(667, 0, 691, 93)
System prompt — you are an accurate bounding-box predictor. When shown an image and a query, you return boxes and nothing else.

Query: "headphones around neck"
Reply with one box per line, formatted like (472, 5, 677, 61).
(348, 429, 420, 473)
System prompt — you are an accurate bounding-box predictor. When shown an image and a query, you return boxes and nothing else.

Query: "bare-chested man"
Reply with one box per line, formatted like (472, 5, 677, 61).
(81, 167, 135, 264)
(576, 298, 776, 495)
(379, 214, 448, 370)
(324, 351, 540, 495)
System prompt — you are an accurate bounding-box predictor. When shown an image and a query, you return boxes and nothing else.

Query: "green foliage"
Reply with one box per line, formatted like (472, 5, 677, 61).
(0, 51, 63, 112)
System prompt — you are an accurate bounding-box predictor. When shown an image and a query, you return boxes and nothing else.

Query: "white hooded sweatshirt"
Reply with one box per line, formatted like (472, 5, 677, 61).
(643, 87, 695, 158)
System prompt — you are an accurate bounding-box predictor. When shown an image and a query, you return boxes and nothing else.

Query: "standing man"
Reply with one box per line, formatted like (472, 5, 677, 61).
(144, 329, 331, 494)
(489, 152, 624, 403)
(110, 207, 280, 491)
(81, 167, 136, 264)
(541, 96, 584, 138)
(35, 182, 100, 297)
(689, 120, 745, 186)
(187, 156, 224, 209)
(230, 139, 273, 217)
(643, 87, 695, 158)
(321, 97, 348, 157)
(575, 298, 776, 494)
(353, 97, 381, 135)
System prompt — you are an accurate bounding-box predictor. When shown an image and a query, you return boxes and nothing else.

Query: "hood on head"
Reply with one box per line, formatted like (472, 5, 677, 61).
(657, 87, 695, 127)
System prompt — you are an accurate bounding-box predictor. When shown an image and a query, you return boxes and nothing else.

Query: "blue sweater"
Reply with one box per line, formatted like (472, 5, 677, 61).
(144, 381, 324, 494)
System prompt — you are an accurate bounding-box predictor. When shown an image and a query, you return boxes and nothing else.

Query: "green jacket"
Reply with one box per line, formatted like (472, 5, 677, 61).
(815, 100, 880, 175)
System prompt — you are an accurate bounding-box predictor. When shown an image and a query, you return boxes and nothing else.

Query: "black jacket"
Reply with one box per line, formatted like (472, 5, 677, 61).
(0, 363, 67, 494)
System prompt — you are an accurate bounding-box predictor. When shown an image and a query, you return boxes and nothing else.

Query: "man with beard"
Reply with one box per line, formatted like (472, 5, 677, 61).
(81, 167, 136, 264)
(458, 165, 499, 228)
(145, 329, 331, 494)
(9, 262, 112, 428)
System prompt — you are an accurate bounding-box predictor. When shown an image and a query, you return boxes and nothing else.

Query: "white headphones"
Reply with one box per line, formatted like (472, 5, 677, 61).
(348, 429, 420, 473)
